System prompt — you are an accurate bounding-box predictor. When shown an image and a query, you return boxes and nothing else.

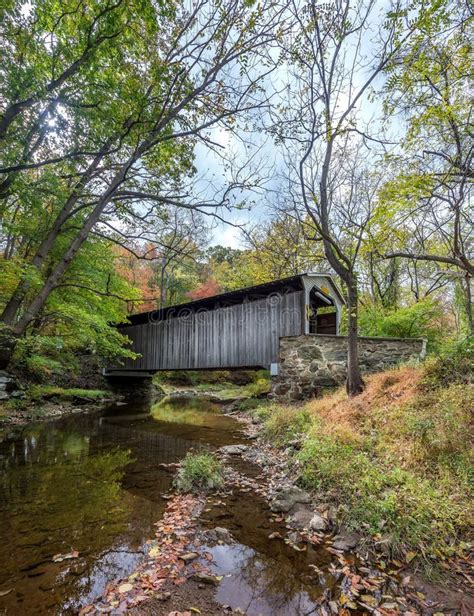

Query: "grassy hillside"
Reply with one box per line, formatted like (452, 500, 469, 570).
(247, 339, 473, 570)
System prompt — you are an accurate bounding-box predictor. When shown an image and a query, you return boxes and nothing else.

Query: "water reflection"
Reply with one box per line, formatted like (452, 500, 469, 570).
(211, 543, 318, 616)
(202, 489, 334, 616)
(0, 398, 241, 614)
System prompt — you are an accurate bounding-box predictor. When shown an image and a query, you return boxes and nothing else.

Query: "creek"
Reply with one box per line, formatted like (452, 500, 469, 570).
(0, 394, 333, 615)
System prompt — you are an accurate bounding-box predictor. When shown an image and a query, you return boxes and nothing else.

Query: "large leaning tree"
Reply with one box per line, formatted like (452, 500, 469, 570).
(0, 0, 288, 367)
(273, 0, 434, 395)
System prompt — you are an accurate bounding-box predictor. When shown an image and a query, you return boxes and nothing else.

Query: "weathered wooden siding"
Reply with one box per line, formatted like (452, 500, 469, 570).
(116, 290, 304, 371)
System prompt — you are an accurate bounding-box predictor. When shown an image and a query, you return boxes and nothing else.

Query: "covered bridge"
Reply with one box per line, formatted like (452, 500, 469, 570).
(106, 273, 345, 375)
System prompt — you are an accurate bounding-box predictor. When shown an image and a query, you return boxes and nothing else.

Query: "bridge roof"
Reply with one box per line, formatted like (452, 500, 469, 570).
(122, 272, 344, 327)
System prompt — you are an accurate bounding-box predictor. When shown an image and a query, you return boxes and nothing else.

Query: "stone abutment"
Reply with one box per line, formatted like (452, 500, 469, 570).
(271, 334, 425, 401)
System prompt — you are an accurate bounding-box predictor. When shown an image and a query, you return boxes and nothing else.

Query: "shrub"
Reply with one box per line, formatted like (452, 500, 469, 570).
(174, 452, 224, 493)
(24, 355, 65, 381)
(12, 335, 79, 382)
(422, 335, 473, 389)
(358, 299, 446, 351)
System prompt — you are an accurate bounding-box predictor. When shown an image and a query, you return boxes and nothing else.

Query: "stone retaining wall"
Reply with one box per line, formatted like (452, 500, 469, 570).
(271, 334, 425, 401)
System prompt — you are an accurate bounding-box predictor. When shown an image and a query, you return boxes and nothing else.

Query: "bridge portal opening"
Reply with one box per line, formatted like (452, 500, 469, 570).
(308, 286, 338, 334)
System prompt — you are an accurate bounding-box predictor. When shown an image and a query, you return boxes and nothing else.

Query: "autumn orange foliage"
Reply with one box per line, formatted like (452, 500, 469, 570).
(113, 244, 160, 312)
(186, 278, 222, 300)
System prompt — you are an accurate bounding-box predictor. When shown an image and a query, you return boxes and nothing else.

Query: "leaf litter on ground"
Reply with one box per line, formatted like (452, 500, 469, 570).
(81, 494, 212, 615)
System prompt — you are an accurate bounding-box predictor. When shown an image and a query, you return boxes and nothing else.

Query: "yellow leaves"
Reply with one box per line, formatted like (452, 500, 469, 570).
(339, 592, 358, 610)
(405, 550, 417, 563)
(149, 546, 161, 558)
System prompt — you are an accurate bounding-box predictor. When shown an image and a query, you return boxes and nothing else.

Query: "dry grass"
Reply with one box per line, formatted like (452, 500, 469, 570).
(306, 366, 422, 430)
(255, 362, 474, 562)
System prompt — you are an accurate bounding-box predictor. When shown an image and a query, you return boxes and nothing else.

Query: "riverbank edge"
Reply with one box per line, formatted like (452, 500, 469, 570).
(226, 399, 474, 615)
(0, 392, 122, 430)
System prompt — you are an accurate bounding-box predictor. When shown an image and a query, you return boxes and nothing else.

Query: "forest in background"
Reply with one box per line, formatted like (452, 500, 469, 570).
(0, 0, 471, 388)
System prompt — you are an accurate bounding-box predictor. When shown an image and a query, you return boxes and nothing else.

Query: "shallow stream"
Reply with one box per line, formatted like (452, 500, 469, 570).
(0, 394, 332, 615)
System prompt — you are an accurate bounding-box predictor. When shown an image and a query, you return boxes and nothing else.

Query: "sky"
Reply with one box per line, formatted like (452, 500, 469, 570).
(193, 127, 277, 249)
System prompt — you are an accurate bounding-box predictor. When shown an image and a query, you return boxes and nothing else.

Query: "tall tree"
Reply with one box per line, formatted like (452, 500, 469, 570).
(275, 0, 426, 395)
(0, 0, 287, 366)
(380, 1, 473, 332)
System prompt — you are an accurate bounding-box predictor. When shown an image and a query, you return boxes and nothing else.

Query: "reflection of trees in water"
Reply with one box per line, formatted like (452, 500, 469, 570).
(234, 545, 319, 615)
(0, 406, 233, 612)
(0, 447, 132, 555)
(0, 439, 132, 613)
(0, 418, 98, 471)
(97, 419, 206, 496)
(98, 419, 200, 463)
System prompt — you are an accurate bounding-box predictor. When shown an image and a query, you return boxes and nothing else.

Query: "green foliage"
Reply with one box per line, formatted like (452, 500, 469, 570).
(153, 369, 270, 399)
(154, 370, 237, 387)
(27, 385, 111, 401)
(24, 355, 66, 381)
(297, 429, 470, 559)
(237, 397, 267, 413)
(404, 385, 472, 463)
(6, 239, 140, 373)
(422, 336, 474, 389)
(12, 334, 76, 381)
(358, 299, 445, 350)
(174, 452, 224, 493)
(210, 215, 324, 292)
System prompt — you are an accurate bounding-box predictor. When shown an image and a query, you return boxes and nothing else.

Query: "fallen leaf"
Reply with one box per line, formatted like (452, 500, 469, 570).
(405, 551, 417, 563)
(118, 583, 133, 594)
(53, 550, 79, 563)
(360, 594, 378, 607)
(268, 531, 282, 539)
(149, 546, 161, 558)
(193, 573, 222, 585)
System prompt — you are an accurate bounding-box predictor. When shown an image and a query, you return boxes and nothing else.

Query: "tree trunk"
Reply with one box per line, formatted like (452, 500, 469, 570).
(12, 203, 110, 335)
(10, 142, 148, 335)
(1, 137, 115, 326)
(462, 274, 473, 335)
(346, 281, 365, 396)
